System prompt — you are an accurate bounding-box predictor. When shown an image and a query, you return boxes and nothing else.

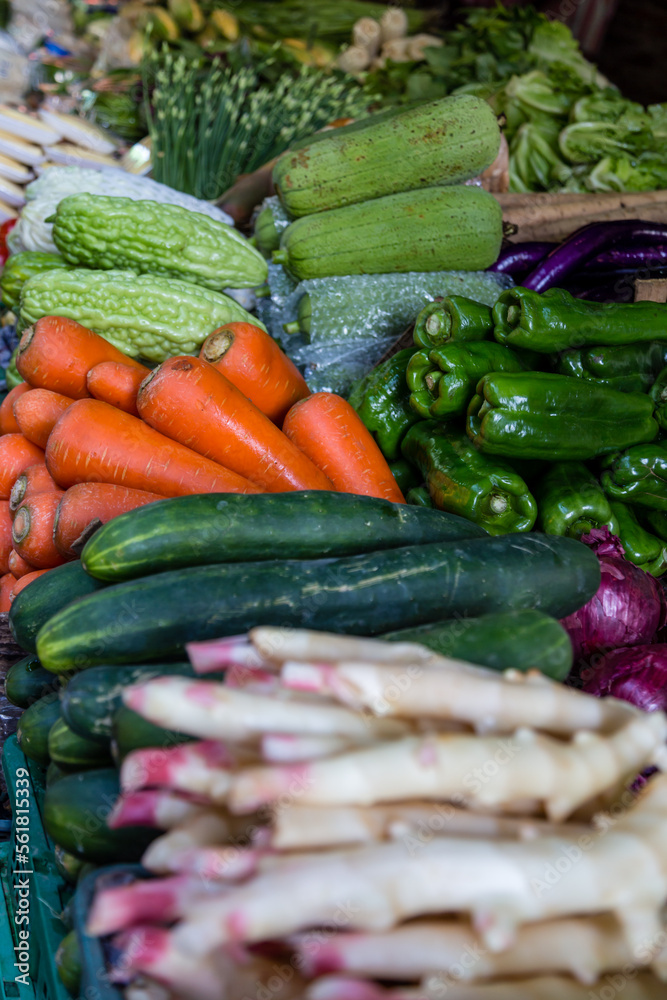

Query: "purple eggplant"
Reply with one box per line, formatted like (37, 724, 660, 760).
(489, 242, 556, 277)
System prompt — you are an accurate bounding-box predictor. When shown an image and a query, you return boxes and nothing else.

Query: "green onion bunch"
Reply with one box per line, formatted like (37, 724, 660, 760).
(143, 47, 370, 200)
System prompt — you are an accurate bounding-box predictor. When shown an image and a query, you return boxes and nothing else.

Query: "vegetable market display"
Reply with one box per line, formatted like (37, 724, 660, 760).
(0, 39, 666, 1000)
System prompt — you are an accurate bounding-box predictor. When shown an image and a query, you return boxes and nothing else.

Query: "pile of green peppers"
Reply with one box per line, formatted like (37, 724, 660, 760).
(348, 287, 667, 576)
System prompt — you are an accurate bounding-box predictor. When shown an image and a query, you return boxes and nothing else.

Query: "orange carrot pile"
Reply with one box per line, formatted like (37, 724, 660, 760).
(200, 322, 310, 425)
(137, 357, 332, 493)
(283, 393, 405, 503)
(13, 389, 75, 449)
(11, 569, 49, 599)
(87, 362, 149, 416)
(10, 463, 60, 512)
(0, 501, 12, 573)
(8, 549, 36, 579)
(0, 435, 45, 499)
(54, 483, 165, 558)
(16, 316, 147, 399)
(0, 572, 15, 612)
(12, 491, 67, 569)
(0, 384, 30, 434)
(46, 399, 260, 498)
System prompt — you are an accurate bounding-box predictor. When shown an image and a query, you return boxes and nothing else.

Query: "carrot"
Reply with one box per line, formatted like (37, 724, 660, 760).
(137, 357, 333, 493)
(0, 383, 30, 434)
(12, 491, 67, 569)
(200, 322, 310, 425)
(11, 569, 50, 600)
(0, 572, 15, 612)
(9, 463, 60, 513)
(13, 388, 75, 449)
(0, 501, 12, 574)
(54, 483, 165, 559)
(8, 549, 37, 579)
(46, 399, 260, 498)
(0, 435, 45, 500)
(86, 361, 150, 416)
(282, 393, 405, 503)
(16, 316, 147, 399)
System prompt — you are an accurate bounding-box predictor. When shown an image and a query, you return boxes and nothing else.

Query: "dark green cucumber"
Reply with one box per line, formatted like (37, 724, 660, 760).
(43, 768, 157, 863)
(111, 705, 193, 763)
(46, 761, 71, 786)
(81, 491, 487, 582)
(16, 694, 61, 766)
(5, 655, 58, 707)
(62, 662, 206, 744)
(47, 718, 113, 768)
(9, 560, 106, 653)
(383, 609, 573, 680)
(38, 534, 600, 671)
(54, 844, 86, 884)
(55, 929, 81, 997)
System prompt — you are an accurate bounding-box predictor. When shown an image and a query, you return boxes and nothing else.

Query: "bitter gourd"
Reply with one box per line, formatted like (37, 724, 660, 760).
(274, 186, 503, 281)
(1, 251, 69, 310)
(19, 268, 266, 363)
(51, 193, 268, 290)
(273, 93, 501, 217)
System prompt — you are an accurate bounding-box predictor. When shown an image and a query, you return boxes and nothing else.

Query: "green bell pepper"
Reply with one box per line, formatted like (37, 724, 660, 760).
(534, 462, 618, 539)
(556, 342, 667, 394)
(493, 286, 667, 354)
(388, 459, 421, 496)
(401, 420, 537, 535)
(406, 486, 433, 507)
(609, 501, 667, 576)
(650, 367, 667, 430)
(406, 341, 526, 419)
(413, 296, 493, 350)
(601, 442, 667, 510)
(347, 348, 420, 462)
(467, 372, 658, 461)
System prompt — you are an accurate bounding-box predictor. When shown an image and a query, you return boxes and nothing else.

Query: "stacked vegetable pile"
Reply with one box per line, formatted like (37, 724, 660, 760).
(349, 278, 667, 579)
(255, 91, 507, 392)
(65, 627, 667, 998)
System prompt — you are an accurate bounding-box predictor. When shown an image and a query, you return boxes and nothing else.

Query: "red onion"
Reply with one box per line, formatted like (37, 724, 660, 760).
(560, 528, 666, 661)
(581, 644, 667, 713)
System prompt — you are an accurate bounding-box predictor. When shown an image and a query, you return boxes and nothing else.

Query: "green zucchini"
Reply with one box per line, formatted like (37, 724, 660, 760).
(273, 186, 503, 281)
(383, 609, 573, 680)
(273, 94, 500, 217)
(55, 929, 81, 998)
(9, 560, 106, 654)
(16, 694, 61, 766)
(112, 704, 193, 763)
(62, 662, 204, 744)
(43, 769, 157, 863)
(38, 534, 600, 672)
(54, 844, 86, 884)
(81, 491, 486, 582)
(47, 718, 113, 769)
(5, 655, 58, 707)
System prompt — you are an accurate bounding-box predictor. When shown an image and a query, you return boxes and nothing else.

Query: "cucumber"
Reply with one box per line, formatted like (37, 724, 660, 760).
(9, 560, 106, 653)
(43, 768, 157, 862)
(47, 717, 113, 768)
(81, 491, 486, 582)
(54, 844, 86, 884)
(38, 534, 600, 671)
(55, 929, 81, 998)
(46, 761, 71, 786)
(62, 662, 204, 744)
(111, 704, 193, 763)
(5, 655, 58, 707)
(383, 609, 573, 681)
(274, 186, 503, 281)
(16, 694, 61, 766)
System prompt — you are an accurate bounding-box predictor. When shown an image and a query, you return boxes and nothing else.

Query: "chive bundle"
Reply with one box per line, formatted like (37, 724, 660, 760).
(143, 48, 370, 200)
